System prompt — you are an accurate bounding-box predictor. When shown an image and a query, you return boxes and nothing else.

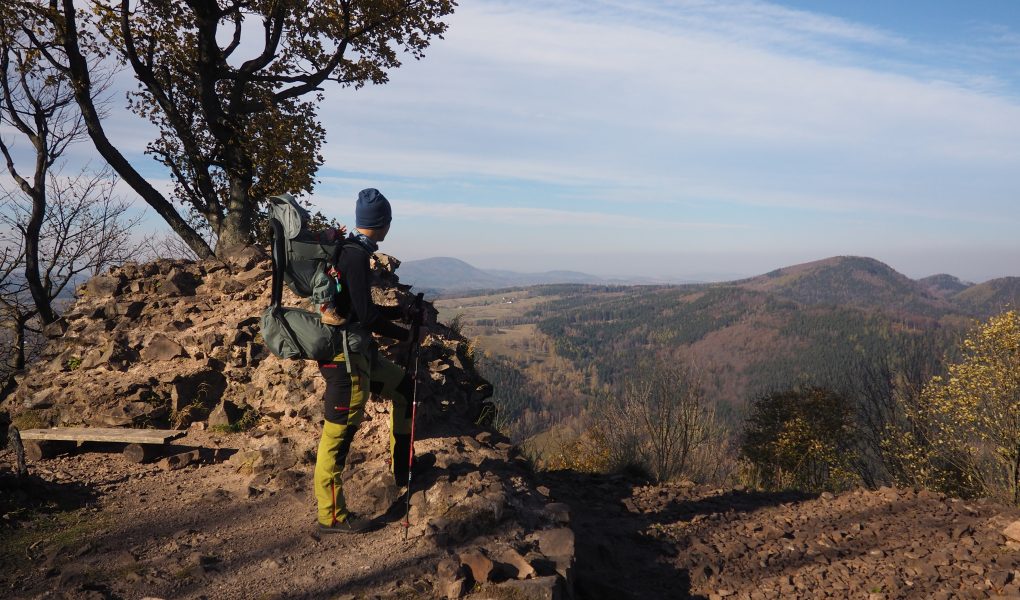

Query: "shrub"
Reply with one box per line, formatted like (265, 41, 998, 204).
(893, 311, 1020, 502)
(544, 427, 613, 474)
(209, 406, 261, 433)
(548, 359, 725, 483)
(741, 386, 860, 492)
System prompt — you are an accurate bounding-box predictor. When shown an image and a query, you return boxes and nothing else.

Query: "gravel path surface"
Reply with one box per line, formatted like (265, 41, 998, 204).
(541, 471, 1020, 600)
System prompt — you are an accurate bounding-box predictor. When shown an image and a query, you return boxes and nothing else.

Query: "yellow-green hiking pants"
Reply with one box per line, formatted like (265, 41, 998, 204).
(314, 349, 414, 526)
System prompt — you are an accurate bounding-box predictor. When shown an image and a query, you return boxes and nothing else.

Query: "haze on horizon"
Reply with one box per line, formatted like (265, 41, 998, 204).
(6, 0, 1019, 283)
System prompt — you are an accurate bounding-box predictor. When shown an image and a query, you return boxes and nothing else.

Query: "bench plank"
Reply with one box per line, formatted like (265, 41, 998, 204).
(18, 427, 185, 445)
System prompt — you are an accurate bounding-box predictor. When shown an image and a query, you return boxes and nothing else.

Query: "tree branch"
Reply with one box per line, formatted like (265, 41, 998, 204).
(51, 0, 214, 258)
(222, 10, 243, 58)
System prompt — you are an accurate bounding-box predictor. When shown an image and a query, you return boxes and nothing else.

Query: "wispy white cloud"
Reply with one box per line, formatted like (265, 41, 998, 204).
(394, 199, 747, 230)
(318, 0, 1020, 228)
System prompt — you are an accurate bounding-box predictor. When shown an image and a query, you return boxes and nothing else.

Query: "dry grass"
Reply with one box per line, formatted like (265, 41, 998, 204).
(435, 290, 557, 325)
(435, 291, 562, 364)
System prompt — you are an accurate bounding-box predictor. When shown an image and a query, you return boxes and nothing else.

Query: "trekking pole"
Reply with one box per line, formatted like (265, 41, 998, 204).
(402, 293, 425, 540)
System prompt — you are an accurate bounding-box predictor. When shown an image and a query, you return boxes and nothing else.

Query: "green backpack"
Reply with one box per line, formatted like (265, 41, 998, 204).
(266, 194, 340, 304)
(260, 194, 344, 361)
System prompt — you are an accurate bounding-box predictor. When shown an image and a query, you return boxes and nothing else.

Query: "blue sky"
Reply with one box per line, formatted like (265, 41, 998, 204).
(309, 0, 1020, 282)
(5, 0, 1020, 282)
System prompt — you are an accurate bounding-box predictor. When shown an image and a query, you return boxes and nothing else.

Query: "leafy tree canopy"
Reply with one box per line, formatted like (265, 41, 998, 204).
(8, 0, 456, 255)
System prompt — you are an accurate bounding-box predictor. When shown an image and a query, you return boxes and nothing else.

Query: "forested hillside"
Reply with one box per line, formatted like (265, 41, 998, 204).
(438, 256, 1016, 453)
(952, 277, 1020, 316)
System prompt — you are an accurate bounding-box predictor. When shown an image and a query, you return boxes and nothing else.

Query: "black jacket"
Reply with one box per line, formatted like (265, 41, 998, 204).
(336, 237, 409, 341)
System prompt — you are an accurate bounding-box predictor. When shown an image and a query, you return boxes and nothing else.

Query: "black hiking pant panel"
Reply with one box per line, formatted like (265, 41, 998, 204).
(321, 362, 354, 423)
(371, 372, 415, 481)
(370, 372, 414, 418)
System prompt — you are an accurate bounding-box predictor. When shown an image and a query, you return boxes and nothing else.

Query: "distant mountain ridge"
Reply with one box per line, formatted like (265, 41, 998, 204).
(487, 257, 1015, 413)
(739, 256, 949, 316)
(397, 256, 656, 293)
(918, 274, 972, 299)
(411, 254, 1018, 317)
(952, 277, 1020, 316)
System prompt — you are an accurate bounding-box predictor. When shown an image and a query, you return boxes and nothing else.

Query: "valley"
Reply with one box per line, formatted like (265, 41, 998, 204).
(434, 256, 1020, 465)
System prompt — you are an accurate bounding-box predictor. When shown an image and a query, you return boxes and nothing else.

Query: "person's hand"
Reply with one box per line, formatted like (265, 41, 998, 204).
(401, 300, 425, 326)
(321, 225, 348, 243)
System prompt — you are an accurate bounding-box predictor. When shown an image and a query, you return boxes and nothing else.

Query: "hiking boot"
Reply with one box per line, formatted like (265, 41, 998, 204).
(318, 513, 371, 534)
(319, 304, 346, 327)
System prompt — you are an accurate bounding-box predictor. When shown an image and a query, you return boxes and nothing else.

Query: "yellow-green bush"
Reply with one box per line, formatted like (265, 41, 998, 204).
(740, 386, 860, 492)
(544, 427, 612, 474)
(891, 311, 1020, 502)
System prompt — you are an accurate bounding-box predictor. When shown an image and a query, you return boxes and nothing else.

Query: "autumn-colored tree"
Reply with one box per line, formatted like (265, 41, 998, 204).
(895, 311, 1020, 503)
(741, 387, 860, 492)
(12, 0, 456, 257)
(548, 359, 724, 483)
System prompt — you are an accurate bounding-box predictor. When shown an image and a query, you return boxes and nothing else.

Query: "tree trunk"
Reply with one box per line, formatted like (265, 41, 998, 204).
(24, 188, 58, 325)
(159, 448, 201, 471)
(55, 0, 215, 260)
(1, 314, 27, 403)
(1013, 448, 1020, 506)
(13, 312, 26, 372)
(123, 443, 157, 463)
(24, 439, 76, 461)
(215, 168, 255, 255)
(8, 427, 28, 477)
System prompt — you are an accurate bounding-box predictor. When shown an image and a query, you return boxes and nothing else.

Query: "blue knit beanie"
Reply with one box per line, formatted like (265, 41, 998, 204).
(355, 188, 392, 230)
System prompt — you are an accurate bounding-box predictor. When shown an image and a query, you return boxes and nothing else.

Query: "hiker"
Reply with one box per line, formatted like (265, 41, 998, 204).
(314, 188, 423, 534)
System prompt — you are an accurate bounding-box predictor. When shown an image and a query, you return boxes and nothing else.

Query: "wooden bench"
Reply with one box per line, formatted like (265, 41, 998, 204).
(18, 427, 187, 462)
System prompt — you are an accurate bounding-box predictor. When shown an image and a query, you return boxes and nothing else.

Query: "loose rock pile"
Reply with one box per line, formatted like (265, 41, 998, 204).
(2, 248, 578, 599)
(662, 485, 1020, 600)
(7, 247, 490, 445)
(542, 470, 1020, 600)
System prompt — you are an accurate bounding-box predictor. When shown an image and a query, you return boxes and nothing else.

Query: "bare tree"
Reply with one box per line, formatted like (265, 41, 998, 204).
(0, 15, 87, 325)
(0, 14, 138, 401)
(137, 230, 199, 262)
(0, 232, 34, 401)
(824, 338, 947, 488)
(0, 167, 139, 398)
(596, 359, 723, 482)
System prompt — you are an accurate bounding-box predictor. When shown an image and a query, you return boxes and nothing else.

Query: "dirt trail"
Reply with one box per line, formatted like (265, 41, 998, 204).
(9, 443, 1020, 599)
(3, 437, 445, 599)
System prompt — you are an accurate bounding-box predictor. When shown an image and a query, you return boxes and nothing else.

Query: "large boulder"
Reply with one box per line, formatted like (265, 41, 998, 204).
(85, 273, 125, 297)
(141, 333, 188, 362)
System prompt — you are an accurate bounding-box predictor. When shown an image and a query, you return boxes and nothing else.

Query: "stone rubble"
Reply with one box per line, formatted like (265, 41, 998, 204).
(1, 248, 577, 599)
(13, 248, 1020, 599)
(540, 471, 1020, 600)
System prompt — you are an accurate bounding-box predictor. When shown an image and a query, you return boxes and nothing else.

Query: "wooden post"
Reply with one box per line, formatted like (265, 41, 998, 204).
(159, 449, 201, 471)
(23, 440, 77, 461)
(122, 443, 157, 463)
(8, 426, 27, 477)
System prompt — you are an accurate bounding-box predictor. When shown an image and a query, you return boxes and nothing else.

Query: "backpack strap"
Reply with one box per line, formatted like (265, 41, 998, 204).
(335, 238, 366, 374)
(268, 217, 287, 308)
(335, 238, 364, 321)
